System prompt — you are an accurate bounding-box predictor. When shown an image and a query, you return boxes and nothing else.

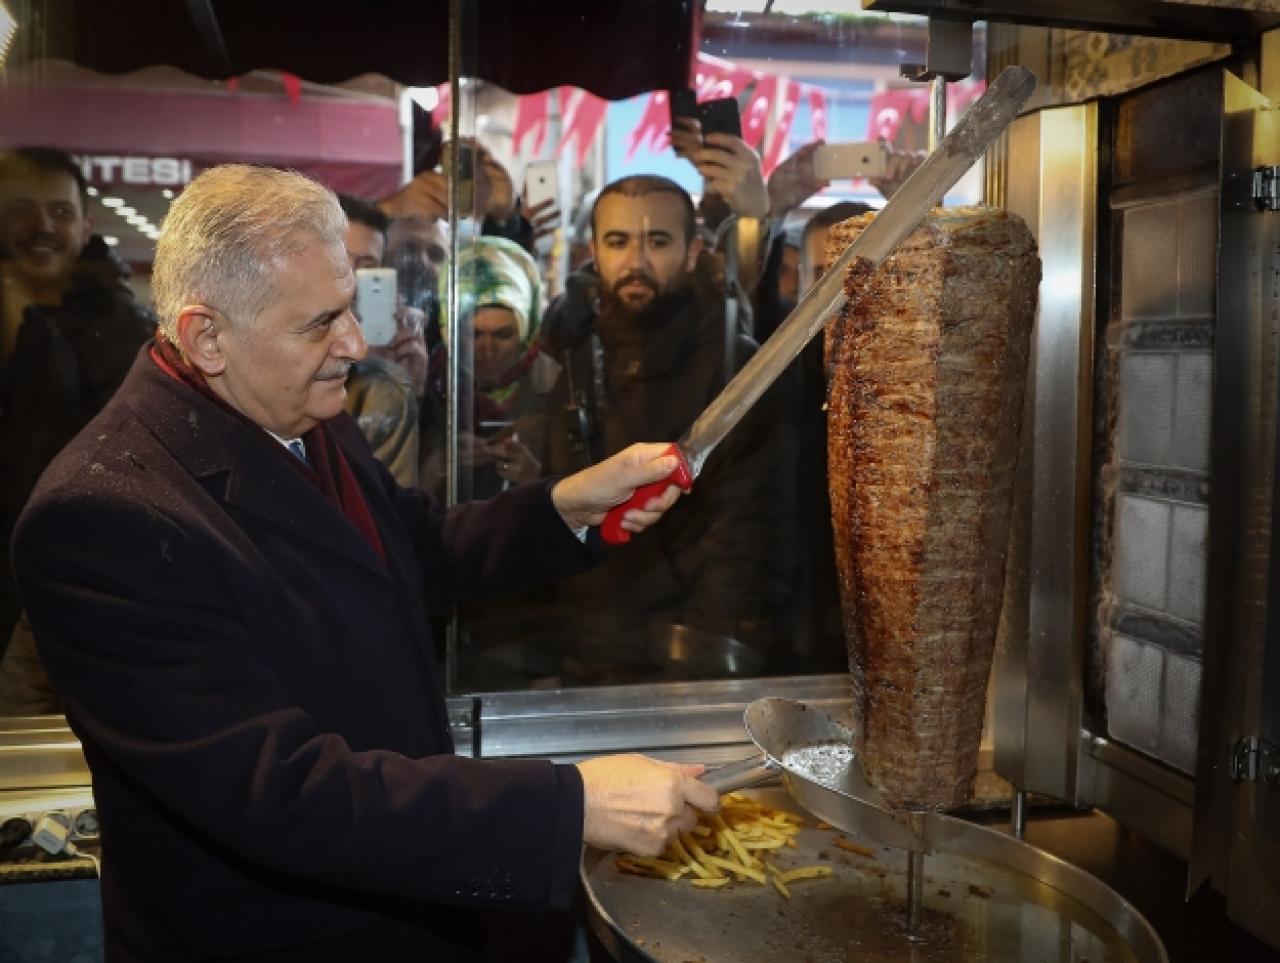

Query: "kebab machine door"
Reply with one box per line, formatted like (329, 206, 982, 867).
(1190, 66, 1280, 951)
(995, 59, 1280, 951)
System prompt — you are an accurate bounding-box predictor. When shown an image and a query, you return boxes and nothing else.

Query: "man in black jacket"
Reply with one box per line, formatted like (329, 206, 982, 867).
(0, 146, 155, 668)
(539, 176, 795, 678)
(12, 164, 717, 961)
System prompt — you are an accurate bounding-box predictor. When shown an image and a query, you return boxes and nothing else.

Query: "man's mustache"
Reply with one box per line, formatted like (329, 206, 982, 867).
(317, 361, 353, 381)
(611, 272, 659, 296)
(19, 231, 66, 252)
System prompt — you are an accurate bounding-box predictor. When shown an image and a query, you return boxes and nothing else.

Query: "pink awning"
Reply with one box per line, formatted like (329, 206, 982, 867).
(0, 81, 403, 199)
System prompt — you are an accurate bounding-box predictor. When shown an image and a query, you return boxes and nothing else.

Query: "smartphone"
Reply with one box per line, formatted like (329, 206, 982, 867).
(524, 159, 558, 212)
(355, 268, 397, 347)
(441, 140, 475, 213)
(476, 420, 513, 439)
(698, 97, 742, 139)
(812, 141, 888, 181)
(668, 87, 697, 127)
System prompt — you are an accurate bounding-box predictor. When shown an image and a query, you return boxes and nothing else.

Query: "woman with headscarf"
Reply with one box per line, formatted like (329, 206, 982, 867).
(437, 237, 560, 500)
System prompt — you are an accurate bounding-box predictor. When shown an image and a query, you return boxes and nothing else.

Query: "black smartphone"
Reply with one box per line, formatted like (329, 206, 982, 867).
(698, 97, 742, 139)
(668, 88, 697, 127)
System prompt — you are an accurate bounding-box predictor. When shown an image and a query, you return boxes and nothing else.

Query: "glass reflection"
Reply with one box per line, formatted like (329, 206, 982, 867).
(0, 2, 987, 713)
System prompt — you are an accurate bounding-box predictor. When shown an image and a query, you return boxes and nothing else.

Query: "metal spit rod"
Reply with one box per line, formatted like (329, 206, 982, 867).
(929, 75, 947, 152)
(906, 850, 926, 940)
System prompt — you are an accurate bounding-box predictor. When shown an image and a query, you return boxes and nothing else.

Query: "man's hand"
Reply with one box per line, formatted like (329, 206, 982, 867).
(367, 305, 428, 399)
(489, 435, 541, 485)
(379, 171, 449, 222)
(669, 116, 702, 161)
(523, 197, 561, 250)
(551, 443, 686, 534)
(475, 142, 517, 221)
(378, 142, 517, 222)
(768, 141, 829, 216)
(692, 134, 770, 220)
(577, 754, 720, 856)
(869, 143, 926, 200)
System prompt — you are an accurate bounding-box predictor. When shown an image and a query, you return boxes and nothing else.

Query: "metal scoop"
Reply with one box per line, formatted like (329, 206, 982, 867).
(704, 697, 928, 853)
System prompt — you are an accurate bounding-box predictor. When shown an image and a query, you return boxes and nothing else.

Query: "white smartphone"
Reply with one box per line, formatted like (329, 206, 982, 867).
(355, 268, 397, 347)
(524, 159, 559, 211)
(812, 142, 888, 181)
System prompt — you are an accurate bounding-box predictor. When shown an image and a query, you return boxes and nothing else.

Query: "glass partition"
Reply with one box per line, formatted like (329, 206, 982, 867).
(0, 1, 987, 722)
(441, 3, 988, 692)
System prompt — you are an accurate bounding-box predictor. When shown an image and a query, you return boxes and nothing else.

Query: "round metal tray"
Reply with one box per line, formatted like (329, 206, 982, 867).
(583, 788, 1168, 963)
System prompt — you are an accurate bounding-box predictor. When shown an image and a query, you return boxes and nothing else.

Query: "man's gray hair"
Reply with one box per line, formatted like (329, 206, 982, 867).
(152, 165, 347, 341)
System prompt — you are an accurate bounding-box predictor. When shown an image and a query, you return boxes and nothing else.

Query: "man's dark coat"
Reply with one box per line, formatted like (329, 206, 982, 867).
(12, 350, 591, 962)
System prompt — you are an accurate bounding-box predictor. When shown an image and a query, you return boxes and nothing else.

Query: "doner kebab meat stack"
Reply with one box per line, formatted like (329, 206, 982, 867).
(825, 206, 1040, 811)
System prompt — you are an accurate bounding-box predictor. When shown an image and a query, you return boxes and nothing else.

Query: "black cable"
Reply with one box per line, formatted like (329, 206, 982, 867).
(0, 816, 33, 857)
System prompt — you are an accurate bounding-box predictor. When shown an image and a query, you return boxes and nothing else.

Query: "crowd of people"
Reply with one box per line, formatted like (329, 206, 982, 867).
(0, 116, 917, 960)
(0, 118, 920, 703)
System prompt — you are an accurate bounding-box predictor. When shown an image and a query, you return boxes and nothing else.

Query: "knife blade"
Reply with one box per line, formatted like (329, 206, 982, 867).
(601, 65, 1037, 545)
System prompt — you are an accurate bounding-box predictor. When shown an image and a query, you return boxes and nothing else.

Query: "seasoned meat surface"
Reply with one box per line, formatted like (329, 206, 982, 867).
(825, 207, 1039, 810)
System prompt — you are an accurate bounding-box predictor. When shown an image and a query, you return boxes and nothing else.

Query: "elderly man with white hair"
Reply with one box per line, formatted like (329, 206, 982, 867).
(11, 164, 717, 962)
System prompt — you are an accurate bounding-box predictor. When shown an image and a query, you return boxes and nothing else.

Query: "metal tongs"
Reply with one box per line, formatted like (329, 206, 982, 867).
(707, 697, 935, 940)
(705, 697, 928, 852)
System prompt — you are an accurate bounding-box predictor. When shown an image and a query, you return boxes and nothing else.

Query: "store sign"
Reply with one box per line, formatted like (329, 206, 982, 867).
(77, 155, 195, 188)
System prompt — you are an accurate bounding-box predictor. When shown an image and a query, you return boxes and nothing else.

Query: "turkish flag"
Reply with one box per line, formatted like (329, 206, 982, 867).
(557, 88, 609, 168)
(513, 89, 553, 156)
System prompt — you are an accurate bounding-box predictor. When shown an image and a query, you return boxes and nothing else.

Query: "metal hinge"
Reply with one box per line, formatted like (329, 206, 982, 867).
(1253, 166, 1280, 211)
(446, 696, 480, 758)
(1229, 737, 1280, 785)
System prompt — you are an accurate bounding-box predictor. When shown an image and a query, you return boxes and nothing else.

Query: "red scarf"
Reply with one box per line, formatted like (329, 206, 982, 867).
(150, 338, 386, 566)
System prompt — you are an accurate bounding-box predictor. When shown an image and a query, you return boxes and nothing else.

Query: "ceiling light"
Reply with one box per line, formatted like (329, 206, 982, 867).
(0, 3, 17, 70)
(116, 206, 136, 217)
(101, 197, 124, 208)
(102, 236, 119, 246)
(161, 189, 174, 200)
(86, 186, 99, 197)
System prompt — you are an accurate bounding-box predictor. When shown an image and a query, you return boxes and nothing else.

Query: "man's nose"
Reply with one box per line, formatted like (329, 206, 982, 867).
(334, 310, 368, 361)
(623, 239, 650, 271)
(27, 206, 56, 234)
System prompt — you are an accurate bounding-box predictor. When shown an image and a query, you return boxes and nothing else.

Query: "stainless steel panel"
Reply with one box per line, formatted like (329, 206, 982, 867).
(1178, 194, 1219, 319)
(453, 675, 854, 764)
(1168, 503, 1209, 625)
(1116, 354, 1175, 465)
(0, 718, 89, 791)
(1078, 731, 1193, 861)
(1105, 634, 1200, 776)
(863, 1, 1280, 44)
(1121, 204, 1179, 320)
(993, 103, 1096, 803)
(1191, 70, 1280, 949)
(1173, 352, 1213, 472)
(1113, 495, 1171, 611)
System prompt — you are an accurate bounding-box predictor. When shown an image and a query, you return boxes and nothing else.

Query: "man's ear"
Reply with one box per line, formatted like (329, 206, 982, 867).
(684, 234, 704, 273)
(175, 305, 228, 377)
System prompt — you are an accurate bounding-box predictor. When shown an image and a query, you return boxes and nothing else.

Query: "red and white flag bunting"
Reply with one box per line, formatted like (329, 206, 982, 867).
(434, 53, 833, 176)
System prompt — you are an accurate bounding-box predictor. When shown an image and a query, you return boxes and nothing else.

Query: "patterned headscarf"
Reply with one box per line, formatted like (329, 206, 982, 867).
(440, 236, 543, 347)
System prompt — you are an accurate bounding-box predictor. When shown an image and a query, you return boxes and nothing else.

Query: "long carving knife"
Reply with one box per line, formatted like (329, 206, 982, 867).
(600, 65, 1037, 544)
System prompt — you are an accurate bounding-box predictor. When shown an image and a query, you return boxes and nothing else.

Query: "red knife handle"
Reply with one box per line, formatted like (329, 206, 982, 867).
(600, 444, 694, 545)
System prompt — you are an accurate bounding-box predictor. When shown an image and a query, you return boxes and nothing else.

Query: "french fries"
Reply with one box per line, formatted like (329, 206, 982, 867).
(612, 794, 835, 899)
(833, 836, 877, 859)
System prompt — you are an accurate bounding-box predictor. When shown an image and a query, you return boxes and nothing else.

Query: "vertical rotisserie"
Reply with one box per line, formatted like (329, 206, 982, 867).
(826, 207, 1039, 810)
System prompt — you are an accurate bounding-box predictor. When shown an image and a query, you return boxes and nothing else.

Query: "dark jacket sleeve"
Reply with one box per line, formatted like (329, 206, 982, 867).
(13, 482, 586, 912)
(336, 412, 600, 612)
